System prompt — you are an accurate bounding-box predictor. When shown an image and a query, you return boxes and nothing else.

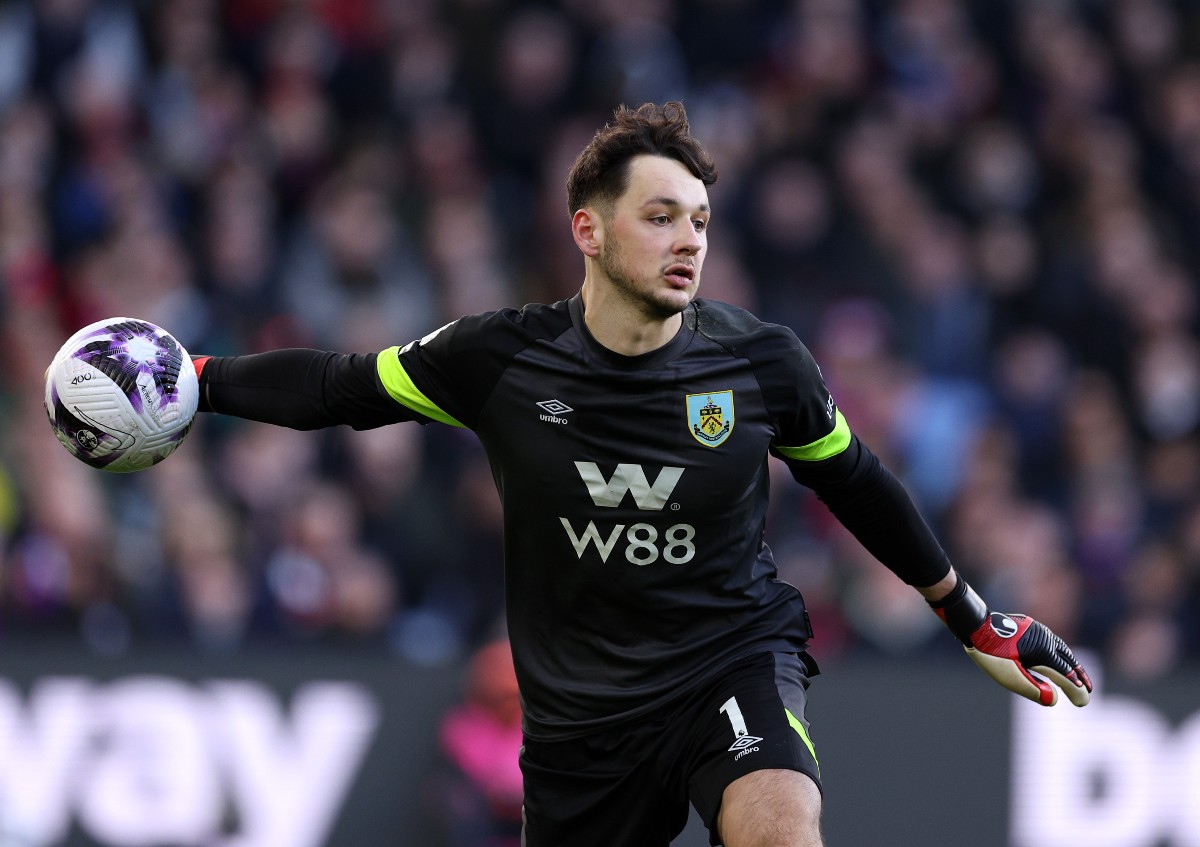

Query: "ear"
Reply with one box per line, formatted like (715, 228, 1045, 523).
(571, 208, 602, 258)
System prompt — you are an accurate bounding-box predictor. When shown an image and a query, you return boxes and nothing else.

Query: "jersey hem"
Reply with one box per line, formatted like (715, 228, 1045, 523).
(519, 641, 810, 742)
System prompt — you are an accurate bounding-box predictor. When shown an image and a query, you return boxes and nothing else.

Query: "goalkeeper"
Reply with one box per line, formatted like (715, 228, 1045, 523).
(191, 102, 1091, 847)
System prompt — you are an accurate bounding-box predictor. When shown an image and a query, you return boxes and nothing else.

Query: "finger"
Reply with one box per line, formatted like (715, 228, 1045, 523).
(1030, 664, 1091, 707)
(1022, 667, 1059, 706)
(967, 647, 1058, 706)
(1055, 640, 1085, 671)
(1018, 626, 1091, 707)
(1074, 664, 1094, 693)
(1034, 639, 1075, 677)
(1042, 638, 1093, 706)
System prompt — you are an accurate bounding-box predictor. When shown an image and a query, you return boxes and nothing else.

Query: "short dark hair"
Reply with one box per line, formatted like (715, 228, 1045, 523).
(566, 101, 718, 217)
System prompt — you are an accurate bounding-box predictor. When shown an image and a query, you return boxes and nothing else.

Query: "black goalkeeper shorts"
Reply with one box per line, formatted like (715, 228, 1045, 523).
(519, 650, 822, 847)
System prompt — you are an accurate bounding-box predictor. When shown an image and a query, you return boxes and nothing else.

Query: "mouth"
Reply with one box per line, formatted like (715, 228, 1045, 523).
(664, 264, 695, 287)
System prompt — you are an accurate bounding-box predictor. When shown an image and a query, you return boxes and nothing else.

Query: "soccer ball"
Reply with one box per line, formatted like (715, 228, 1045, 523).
(44, 318, 199, 473)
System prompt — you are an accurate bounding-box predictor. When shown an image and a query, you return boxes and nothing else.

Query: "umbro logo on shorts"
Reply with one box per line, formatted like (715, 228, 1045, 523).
(727, 733, 763, 753)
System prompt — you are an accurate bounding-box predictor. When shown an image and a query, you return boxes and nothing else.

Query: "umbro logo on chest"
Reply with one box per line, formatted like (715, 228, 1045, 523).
(537, 399, 573, 425)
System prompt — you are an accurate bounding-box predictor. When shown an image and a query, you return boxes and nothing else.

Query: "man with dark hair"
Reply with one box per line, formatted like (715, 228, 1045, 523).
(566, 101, 718, 222)
(190, 101, 1091, 846)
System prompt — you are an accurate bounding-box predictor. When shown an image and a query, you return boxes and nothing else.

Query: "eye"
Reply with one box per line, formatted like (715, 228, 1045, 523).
(693, 219, 708, 232)
(649, 215, 670, 225)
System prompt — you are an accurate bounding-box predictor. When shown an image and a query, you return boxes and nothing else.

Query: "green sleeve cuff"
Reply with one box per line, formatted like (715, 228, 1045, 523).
(376, 346, 466, 428)
(774, 409, 851, 461)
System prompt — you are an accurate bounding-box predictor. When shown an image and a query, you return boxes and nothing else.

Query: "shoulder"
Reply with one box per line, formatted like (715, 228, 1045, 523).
(390, 300, 574, 429)
(440, 300, 573, 353)
(409, 300, 573, 360)
(691, 299, 808, 363)
(692, 299, 829, 419)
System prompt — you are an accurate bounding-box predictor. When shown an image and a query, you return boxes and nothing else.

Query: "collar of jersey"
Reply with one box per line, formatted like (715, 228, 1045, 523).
(569, 294, 697, 370)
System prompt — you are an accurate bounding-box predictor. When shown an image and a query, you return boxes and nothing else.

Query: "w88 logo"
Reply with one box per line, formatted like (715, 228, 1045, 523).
(560, 461, 695, 566)
(559, 519, 696, 566)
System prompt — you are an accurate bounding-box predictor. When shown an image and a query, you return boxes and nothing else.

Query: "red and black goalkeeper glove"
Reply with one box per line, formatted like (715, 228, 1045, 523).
(929, 575, 1093, 707)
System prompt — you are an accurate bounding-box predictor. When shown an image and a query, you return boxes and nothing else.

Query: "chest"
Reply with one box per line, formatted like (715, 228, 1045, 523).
(476, 351, 774, 515)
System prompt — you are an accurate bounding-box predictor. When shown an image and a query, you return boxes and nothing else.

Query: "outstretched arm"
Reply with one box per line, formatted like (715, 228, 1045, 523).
(785, 435, 1092, 707)
(192, 350, 416, 431)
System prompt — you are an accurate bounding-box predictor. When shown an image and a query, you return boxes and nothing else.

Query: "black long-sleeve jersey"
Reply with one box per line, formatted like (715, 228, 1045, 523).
(198, 295, 952, 739)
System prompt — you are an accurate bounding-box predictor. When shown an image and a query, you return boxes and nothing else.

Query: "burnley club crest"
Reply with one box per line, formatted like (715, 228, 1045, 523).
(686, 391, 734, 447)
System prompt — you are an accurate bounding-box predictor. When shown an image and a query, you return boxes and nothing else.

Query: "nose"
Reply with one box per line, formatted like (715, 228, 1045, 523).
(676, 223, 703, 255)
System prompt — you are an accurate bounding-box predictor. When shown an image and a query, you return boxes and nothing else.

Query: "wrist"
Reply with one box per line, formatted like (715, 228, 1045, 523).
(927, 575, 989, 647)
(191, 355, 213, 413)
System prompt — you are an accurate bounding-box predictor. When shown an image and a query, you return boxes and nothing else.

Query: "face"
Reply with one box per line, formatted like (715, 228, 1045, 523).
(594, 155, 710, 320)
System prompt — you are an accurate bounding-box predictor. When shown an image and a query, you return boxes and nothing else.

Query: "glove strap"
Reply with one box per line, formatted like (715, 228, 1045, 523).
(927, 574, 989, 647)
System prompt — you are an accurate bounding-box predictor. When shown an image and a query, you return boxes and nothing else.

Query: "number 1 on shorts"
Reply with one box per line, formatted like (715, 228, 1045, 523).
(720, 696, 749, 738)
(720, 696, 763, 753)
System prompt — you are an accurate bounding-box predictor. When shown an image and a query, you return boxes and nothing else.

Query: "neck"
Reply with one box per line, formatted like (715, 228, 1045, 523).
(579, 278, 684, 356)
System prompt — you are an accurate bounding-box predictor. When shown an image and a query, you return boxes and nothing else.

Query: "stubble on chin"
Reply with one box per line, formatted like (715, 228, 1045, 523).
(598, 243, 695, 320)
(647, 288, 694, 320)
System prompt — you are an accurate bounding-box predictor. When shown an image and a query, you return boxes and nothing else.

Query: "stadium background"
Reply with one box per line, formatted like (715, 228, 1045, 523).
(1, 0, 1199, 844)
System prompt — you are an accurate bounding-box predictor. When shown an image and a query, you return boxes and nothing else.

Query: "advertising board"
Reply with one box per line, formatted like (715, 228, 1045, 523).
(1, 644, 1196, 846)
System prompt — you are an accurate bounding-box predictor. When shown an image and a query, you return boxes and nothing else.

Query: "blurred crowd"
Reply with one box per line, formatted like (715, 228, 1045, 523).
(1, 0, 1200, 692)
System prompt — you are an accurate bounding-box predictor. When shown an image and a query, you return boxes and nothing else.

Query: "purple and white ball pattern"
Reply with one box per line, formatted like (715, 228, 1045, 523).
(45, 318, 199, 472)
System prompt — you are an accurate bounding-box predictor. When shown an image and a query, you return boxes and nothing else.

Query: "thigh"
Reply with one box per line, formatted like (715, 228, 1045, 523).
(684, 652, 822, 842)
(718, 769, 823, 847)
(520, 726, 690, 847)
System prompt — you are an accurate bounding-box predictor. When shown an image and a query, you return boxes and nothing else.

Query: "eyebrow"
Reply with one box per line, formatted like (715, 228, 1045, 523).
(641, 196, 711, 213)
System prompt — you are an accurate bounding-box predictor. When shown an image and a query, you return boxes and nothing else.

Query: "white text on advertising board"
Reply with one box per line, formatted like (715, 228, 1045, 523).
(0, 676, 379, 847)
